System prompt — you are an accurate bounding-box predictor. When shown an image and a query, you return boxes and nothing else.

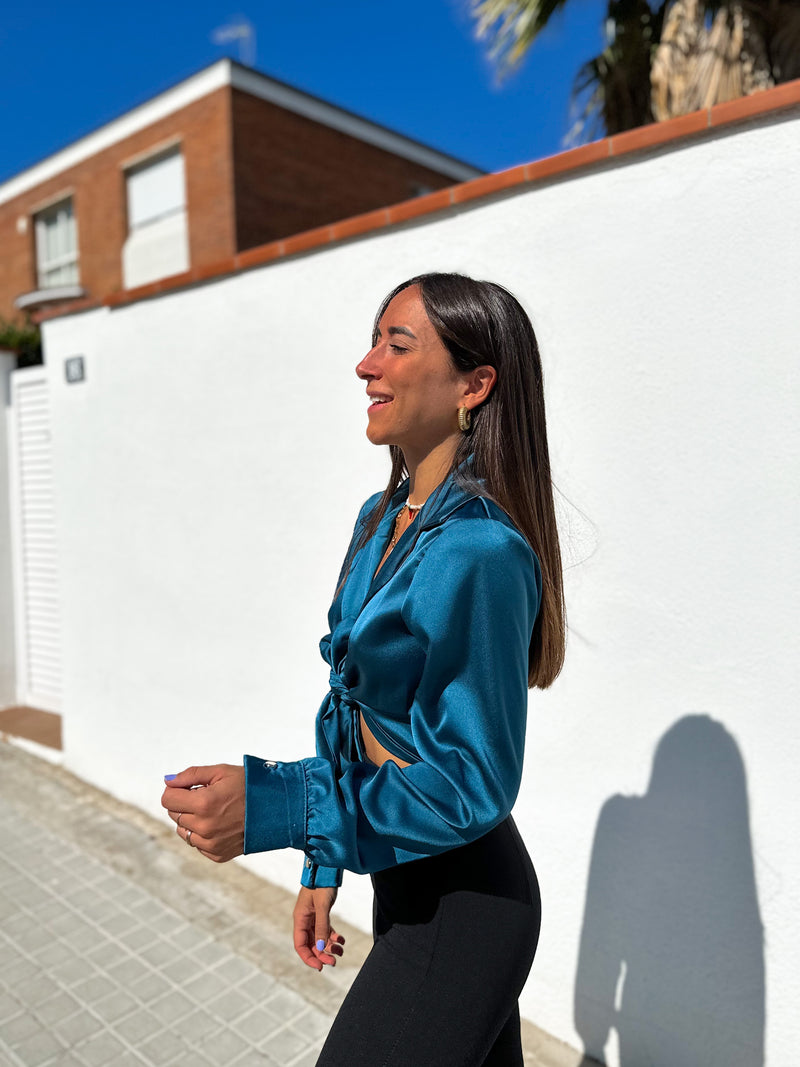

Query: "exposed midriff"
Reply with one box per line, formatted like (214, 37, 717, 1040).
(359, 711, 411, 769)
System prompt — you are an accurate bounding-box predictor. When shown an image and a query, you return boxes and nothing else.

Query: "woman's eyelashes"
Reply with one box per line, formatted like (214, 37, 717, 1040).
(390, 343, 409, 354)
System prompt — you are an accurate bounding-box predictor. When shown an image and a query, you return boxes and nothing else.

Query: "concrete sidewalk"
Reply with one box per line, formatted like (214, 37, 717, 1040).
(0, 739, 583, 1067)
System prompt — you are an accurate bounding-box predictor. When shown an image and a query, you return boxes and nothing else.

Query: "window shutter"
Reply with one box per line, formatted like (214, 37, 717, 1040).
(127, 149, 186, 229)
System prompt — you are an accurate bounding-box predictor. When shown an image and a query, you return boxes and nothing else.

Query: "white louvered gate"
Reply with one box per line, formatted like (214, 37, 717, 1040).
(9, 367, 62, 711)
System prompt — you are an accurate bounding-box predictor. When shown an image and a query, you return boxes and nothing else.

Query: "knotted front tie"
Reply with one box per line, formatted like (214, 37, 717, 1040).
(326, 668, 364, 762)
(328, 669, 351, 702)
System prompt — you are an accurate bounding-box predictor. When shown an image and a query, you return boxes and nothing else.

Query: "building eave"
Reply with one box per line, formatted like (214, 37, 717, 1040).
(227, 62, 483, 182)
(0, 59, 482, 208)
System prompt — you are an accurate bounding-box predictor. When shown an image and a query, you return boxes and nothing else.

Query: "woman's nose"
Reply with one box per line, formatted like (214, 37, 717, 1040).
(356, 346, 381, 380)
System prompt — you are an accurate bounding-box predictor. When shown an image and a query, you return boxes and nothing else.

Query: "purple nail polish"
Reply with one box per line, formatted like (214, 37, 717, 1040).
(316, 939, 326, 951)
(164, 774, 177, 781)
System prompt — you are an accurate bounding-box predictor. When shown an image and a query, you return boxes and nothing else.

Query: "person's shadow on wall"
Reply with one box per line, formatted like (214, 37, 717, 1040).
(573, 715, 764, 1067)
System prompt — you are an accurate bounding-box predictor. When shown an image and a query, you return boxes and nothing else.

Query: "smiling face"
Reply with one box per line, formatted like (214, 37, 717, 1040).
(355, 285, 468, 460)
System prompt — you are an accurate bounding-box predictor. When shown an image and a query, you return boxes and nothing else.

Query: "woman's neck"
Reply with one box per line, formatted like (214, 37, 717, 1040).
(403, 436, 460, 506)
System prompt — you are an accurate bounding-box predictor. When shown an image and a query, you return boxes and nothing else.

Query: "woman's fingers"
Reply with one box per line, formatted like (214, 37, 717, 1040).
(161, 766, 244, 821)
(177, 823, 211, 853)
(175, 822, 240, 863)
(311, 888, 344, 967)
(162, 787, 205, 825)
(292, 887, 321, 971)
(161, 765, 245, 863)
(314, 913, 332, 964)
(293, 906, 323, 971)
(292, 888, 345, 971)
(294, 928, 323, 971)
(314, 928, 345, 966)
(313, 916, 342, 967)
(163, 765, 220, 789)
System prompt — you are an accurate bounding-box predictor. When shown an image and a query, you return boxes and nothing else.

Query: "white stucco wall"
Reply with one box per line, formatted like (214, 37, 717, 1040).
(0, 351, 18, 706)
(40, 109, 799, 1066)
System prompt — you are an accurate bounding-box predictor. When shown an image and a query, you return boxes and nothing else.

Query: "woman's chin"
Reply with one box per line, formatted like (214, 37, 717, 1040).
(365, 425, 394, 447)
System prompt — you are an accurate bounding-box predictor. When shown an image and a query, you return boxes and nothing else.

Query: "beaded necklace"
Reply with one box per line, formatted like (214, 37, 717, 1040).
(387, 500, 423, 550)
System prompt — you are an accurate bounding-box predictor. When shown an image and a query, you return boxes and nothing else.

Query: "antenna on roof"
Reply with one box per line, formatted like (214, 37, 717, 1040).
(211, 17, 257, 68)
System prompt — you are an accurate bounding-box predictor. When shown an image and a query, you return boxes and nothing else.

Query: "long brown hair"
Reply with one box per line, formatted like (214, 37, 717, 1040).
(352, 272, 566, 690)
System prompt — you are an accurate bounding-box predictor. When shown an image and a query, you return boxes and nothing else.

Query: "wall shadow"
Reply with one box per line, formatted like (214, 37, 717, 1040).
(573, 714, 764, 1066)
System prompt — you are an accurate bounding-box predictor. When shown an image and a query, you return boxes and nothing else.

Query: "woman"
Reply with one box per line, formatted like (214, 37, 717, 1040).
(162, 272, 566, 1066)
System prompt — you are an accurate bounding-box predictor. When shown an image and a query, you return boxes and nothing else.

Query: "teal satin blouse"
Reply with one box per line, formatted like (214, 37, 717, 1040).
(242, 467, 542, 887)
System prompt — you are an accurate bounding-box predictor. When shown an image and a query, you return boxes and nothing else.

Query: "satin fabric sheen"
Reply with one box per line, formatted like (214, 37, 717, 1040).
(242, 468, 542, 887)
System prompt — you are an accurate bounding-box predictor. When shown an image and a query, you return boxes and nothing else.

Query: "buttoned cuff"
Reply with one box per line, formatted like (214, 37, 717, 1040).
(242, 755, 307, 854)
(301, 858, 343, 889)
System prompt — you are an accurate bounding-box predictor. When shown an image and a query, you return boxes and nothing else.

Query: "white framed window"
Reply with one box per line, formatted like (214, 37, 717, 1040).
(126, 147, 186, 230)
(122, 146, 189, 290)
(34, 198, 79, 288)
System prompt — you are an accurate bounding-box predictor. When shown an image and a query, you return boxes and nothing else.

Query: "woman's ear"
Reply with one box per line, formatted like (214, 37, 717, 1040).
(463, 365, 497, 407)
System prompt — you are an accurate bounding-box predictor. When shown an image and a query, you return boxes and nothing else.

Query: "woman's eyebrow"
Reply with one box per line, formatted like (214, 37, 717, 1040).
(388, 326, 418, 340)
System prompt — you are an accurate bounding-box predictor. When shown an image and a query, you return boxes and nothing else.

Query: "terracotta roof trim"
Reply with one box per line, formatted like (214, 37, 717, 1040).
(84, 79, 798, 315)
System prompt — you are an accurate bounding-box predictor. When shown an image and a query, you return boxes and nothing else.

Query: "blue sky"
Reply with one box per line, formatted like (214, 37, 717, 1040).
(0, 0, 607, 182)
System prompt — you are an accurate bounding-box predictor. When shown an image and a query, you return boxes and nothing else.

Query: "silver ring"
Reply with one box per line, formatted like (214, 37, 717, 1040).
(185, 829, 193, 846)
(176, 813, 183, 828)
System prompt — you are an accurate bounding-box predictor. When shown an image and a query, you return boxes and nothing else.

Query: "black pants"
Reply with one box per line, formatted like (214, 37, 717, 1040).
(316, 817, 541, 1067)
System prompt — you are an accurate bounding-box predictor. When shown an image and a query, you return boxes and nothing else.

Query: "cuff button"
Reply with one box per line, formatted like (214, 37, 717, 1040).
(263, 760, 278, 769)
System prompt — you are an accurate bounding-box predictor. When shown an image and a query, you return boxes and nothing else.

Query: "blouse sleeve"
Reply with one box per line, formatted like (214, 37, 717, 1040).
(243, 518, 541, 874)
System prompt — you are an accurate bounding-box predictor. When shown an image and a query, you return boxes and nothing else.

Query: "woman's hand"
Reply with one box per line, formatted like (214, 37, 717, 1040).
(293, 887, 345, 971)
(161, 764, 245, 863)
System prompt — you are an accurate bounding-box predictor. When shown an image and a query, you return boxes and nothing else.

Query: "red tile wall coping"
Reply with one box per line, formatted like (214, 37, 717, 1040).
(86, 79, 799, 315)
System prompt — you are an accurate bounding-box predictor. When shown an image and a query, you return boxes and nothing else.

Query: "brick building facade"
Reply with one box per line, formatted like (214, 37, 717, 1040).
(0, 60, 481, 326)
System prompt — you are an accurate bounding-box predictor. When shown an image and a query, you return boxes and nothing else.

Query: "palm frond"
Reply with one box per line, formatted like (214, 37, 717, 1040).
(472, 0, 572, 72)
(564, 55, 609, 145)
(474, 0, 797, 146)
(563, 2, 658, 142)
(651, 0, 775, 120)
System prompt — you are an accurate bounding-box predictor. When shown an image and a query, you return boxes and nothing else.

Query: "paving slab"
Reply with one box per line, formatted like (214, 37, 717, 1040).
(0, 738, 584, 1066)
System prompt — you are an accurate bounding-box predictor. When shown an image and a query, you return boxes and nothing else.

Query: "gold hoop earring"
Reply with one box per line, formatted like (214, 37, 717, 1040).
(458, 406, 472, 433)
